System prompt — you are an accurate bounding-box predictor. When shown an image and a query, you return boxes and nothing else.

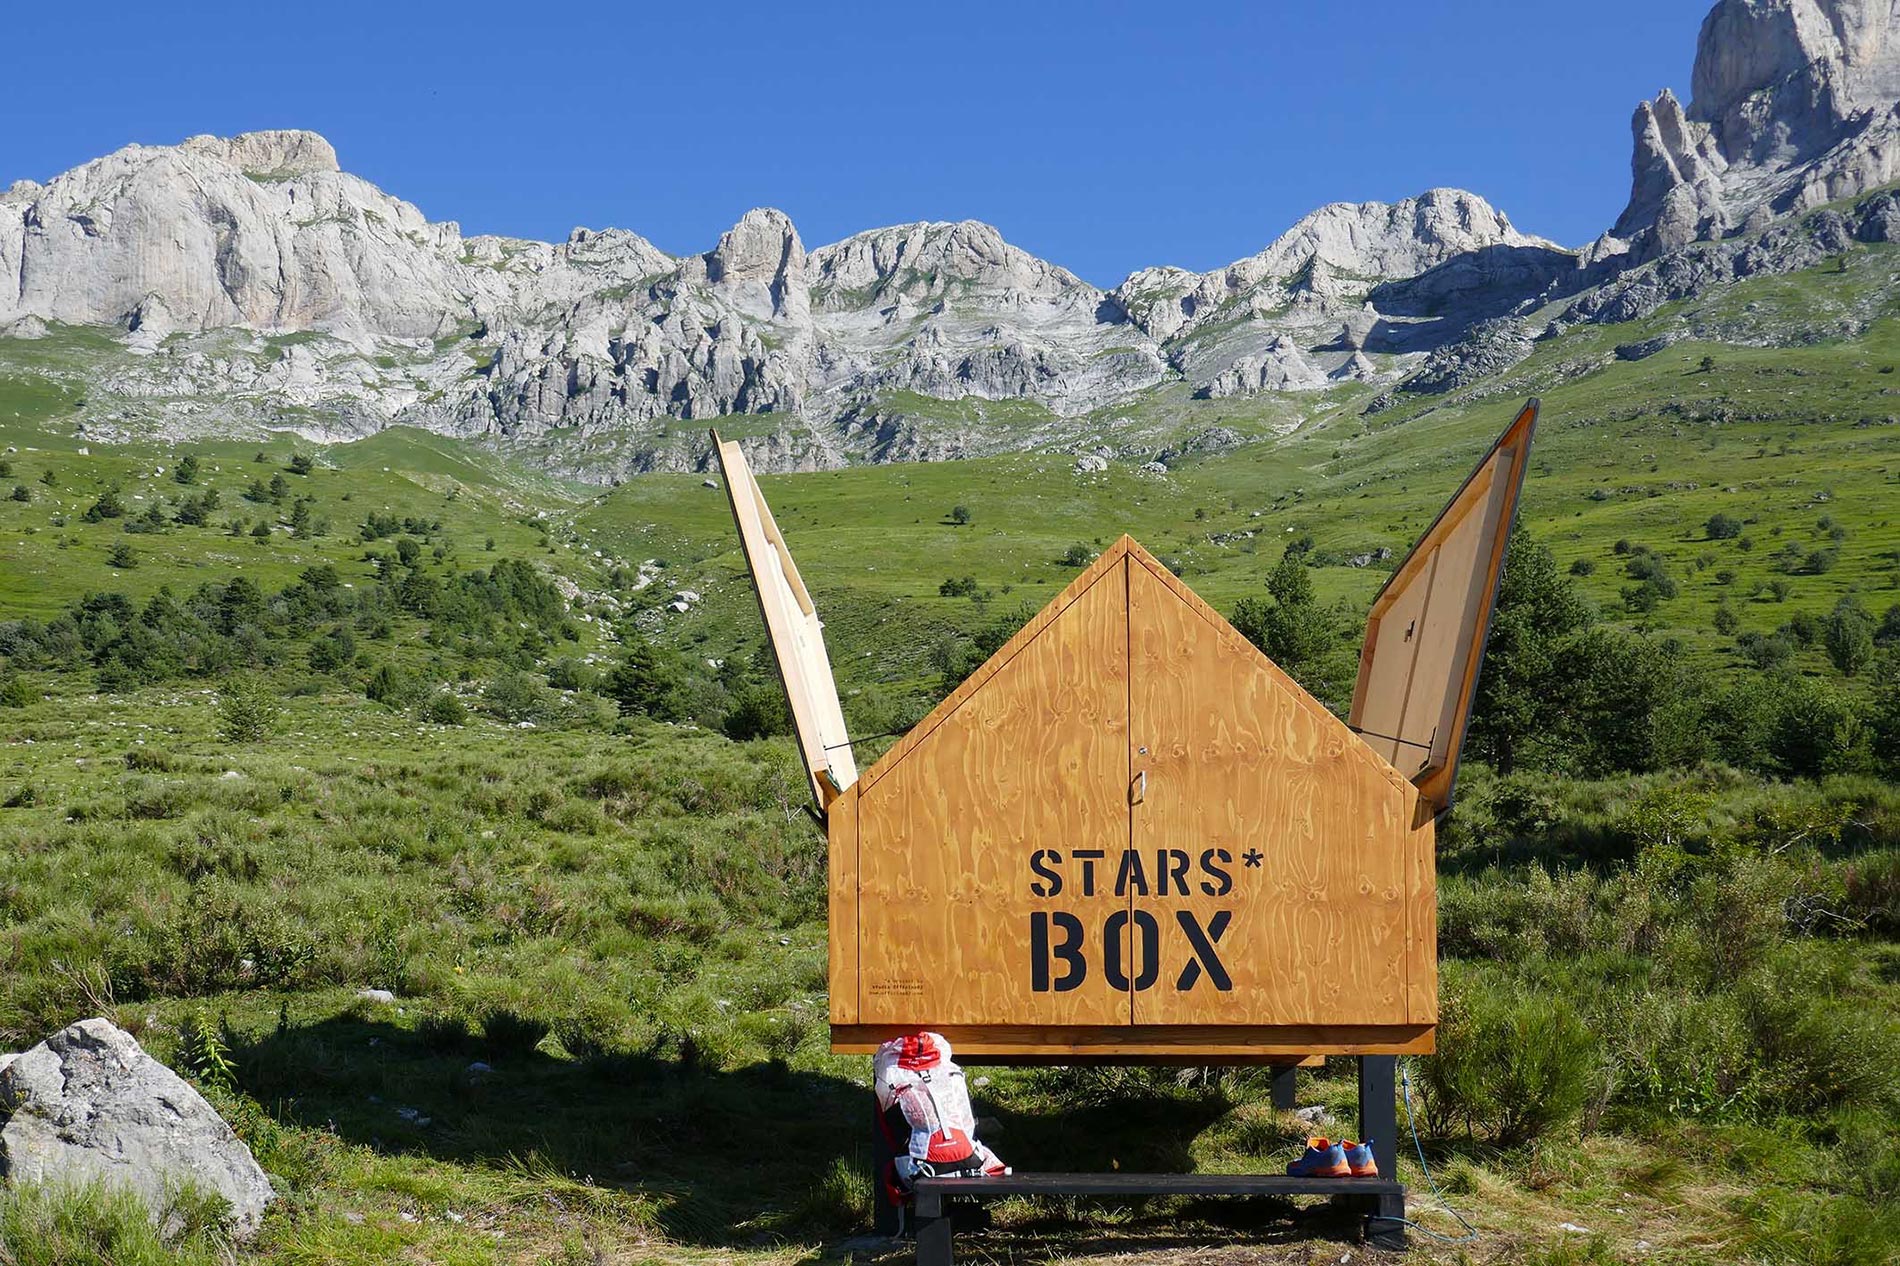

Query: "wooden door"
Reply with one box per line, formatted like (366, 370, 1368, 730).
(854, 559, 1134, 1027)
(1126, 556, 1412, 1027)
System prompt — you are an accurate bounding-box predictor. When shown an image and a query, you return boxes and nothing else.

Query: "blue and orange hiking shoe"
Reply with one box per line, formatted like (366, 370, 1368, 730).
(1287, 1137, 1351, 1177)
(1341, 1139, 1379, 1177)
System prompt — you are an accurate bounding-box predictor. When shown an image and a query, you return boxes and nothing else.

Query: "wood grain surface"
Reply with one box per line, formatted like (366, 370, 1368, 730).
(855, 559, 1133, 1026)
(827, 785, 860, 1025)
(833, 533, 1442, 1057)
(830, 1023, 1435, 1057)
(1127, 553, 1411, 1027)
(1349, 401, 1539, 821)
(713, 434, 858, 809)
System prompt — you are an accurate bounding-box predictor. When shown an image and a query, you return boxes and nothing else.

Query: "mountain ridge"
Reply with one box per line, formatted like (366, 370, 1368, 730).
(4, 0, 1898, 479)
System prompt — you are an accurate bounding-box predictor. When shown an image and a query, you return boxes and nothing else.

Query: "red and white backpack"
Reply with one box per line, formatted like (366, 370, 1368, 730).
(873, 1032, 1008, 1203)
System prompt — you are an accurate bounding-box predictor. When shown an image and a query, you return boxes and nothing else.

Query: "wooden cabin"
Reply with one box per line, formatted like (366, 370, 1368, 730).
(715, 401, 1537, 1062)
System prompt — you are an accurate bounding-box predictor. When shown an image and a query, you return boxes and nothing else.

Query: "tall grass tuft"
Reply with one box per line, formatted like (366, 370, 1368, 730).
(0, 1181, 232, 1266)
(479, 1007, 550, 1058)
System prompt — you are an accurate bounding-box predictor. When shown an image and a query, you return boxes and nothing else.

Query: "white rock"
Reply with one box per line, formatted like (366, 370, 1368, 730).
(0, 1019, 274, 1238)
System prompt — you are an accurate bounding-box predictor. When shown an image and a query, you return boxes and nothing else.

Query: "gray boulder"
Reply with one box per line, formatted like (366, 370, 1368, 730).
(0, 1018, 274, 1238)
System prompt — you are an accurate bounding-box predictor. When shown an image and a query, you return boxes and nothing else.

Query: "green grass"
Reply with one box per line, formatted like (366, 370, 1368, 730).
(0, 217, 1897, 1264)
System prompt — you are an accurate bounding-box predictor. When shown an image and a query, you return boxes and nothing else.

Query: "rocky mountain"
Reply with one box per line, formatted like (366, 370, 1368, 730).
(3, 0, 1898, 479)
(1610, 0, 1900, 256)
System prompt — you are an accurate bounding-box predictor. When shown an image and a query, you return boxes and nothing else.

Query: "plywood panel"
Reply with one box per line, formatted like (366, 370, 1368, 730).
(1352, 549, 1439, 777)
(830, 1024, 1435, 1058)
(827, 787, 860, 1025)
(1404, 816, 1438, 1024)
(1350, 400, 1538, 819)
(860, 540, 1134, 795)
(1127, 555, 1412, 1027)
(713, 434, 857, 809)
(854, 561, 1133, 1027)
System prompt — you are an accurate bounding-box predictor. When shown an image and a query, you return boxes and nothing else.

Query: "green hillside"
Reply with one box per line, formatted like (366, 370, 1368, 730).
(0, 236, 1895, 1264)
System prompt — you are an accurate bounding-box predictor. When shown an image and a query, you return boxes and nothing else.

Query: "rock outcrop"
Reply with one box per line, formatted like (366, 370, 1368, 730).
(1612, 0, 1900, 256)
(2, 3, 1897, 475)
(0, 1018, 275, 1238)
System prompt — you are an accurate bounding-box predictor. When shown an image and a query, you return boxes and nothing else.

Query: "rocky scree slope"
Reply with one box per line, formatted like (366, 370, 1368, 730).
(4, 0, 1900, 478)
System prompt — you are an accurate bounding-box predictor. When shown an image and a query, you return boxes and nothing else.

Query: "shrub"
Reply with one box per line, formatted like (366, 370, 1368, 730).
(1706, 512, 1744, 540)
(420, 691, 466, 725)
(723, 682, 791, 741)
(0, 671, 36, 708)
(81, 488, 126, 521)
(1741, 961, 1900, 1114)
(1419, 972, 1597, 1147)
(1231, 552, 1349, 708)
(480, 1008, 550, 1058)
(545, 657, 593, 692)
(604, 637, 687, 720)
(1824, 597, 1876, 676)
(1737, 630, 1794, 671)
(416, 1012, 471, 1053)
(484, 670, 547, 722)
(216, 676, 281, 743)
(364, 662, 418, 707)
(1766, 677, 1871, 777)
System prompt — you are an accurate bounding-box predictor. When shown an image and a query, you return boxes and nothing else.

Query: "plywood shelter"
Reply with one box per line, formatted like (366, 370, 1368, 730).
(713, 400, 1537, 1062)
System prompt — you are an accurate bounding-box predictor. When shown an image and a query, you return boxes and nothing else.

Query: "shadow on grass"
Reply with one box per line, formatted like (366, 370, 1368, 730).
(229, 1015, 1343, 1255)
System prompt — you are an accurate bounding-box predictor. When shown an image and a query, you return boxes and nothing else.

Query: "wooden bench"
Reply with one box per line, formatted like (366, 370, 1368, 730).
(882, 1058, 1406, 1260)
(912, 1171, 1407, 1263)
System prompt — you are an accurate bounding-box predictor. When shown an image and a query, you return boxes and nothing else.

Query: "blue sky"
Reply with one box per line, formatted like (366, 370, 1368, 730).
(4, 1, 1708, 285)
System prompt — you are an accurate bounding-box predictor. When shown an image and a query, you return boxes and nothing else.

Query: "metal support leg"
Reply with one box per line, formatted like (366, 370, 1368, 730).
(1271, 1063, 1298, 1111)
(914, 1188, 952, 1266)
(1358, 1055, 1406, 1248)
(872, 1097, 900, 1235)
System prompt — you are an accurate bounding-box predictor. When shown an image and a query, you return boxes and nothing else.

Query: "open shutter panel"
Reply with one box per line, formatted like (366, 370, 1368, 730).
(712, 432, 858, 813)
(1348, 400, 1539, 823)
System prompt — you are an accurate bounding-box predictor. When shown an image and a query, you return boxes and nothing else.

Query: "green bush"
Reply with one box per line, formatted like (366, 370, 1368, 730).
(722, 682, 791, 741)
(1419, 971, 1598, 1146)
(484, 670, 548, 721)
(216, 677, 281, 743)
(0, 673, 36, 708)
(420, 691, 466, 725)
(1841, 850, 1900, 935)
(363, 662, 418, 706)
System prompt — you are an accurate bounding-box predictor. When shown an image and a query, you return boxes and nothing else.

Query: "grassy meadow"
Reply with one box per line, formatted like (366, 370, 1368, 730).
(0, 225, 1895, 1263)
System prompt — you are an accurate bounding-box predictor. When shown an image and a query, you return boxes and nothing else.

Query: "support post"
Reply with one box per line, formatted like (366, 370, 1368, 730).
(1270, 1063, 1298, 1111)
(872, 1096, 900, 1235)
(1357, 1055, 1405, 1247)
(914, 1187, 952, 1266)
